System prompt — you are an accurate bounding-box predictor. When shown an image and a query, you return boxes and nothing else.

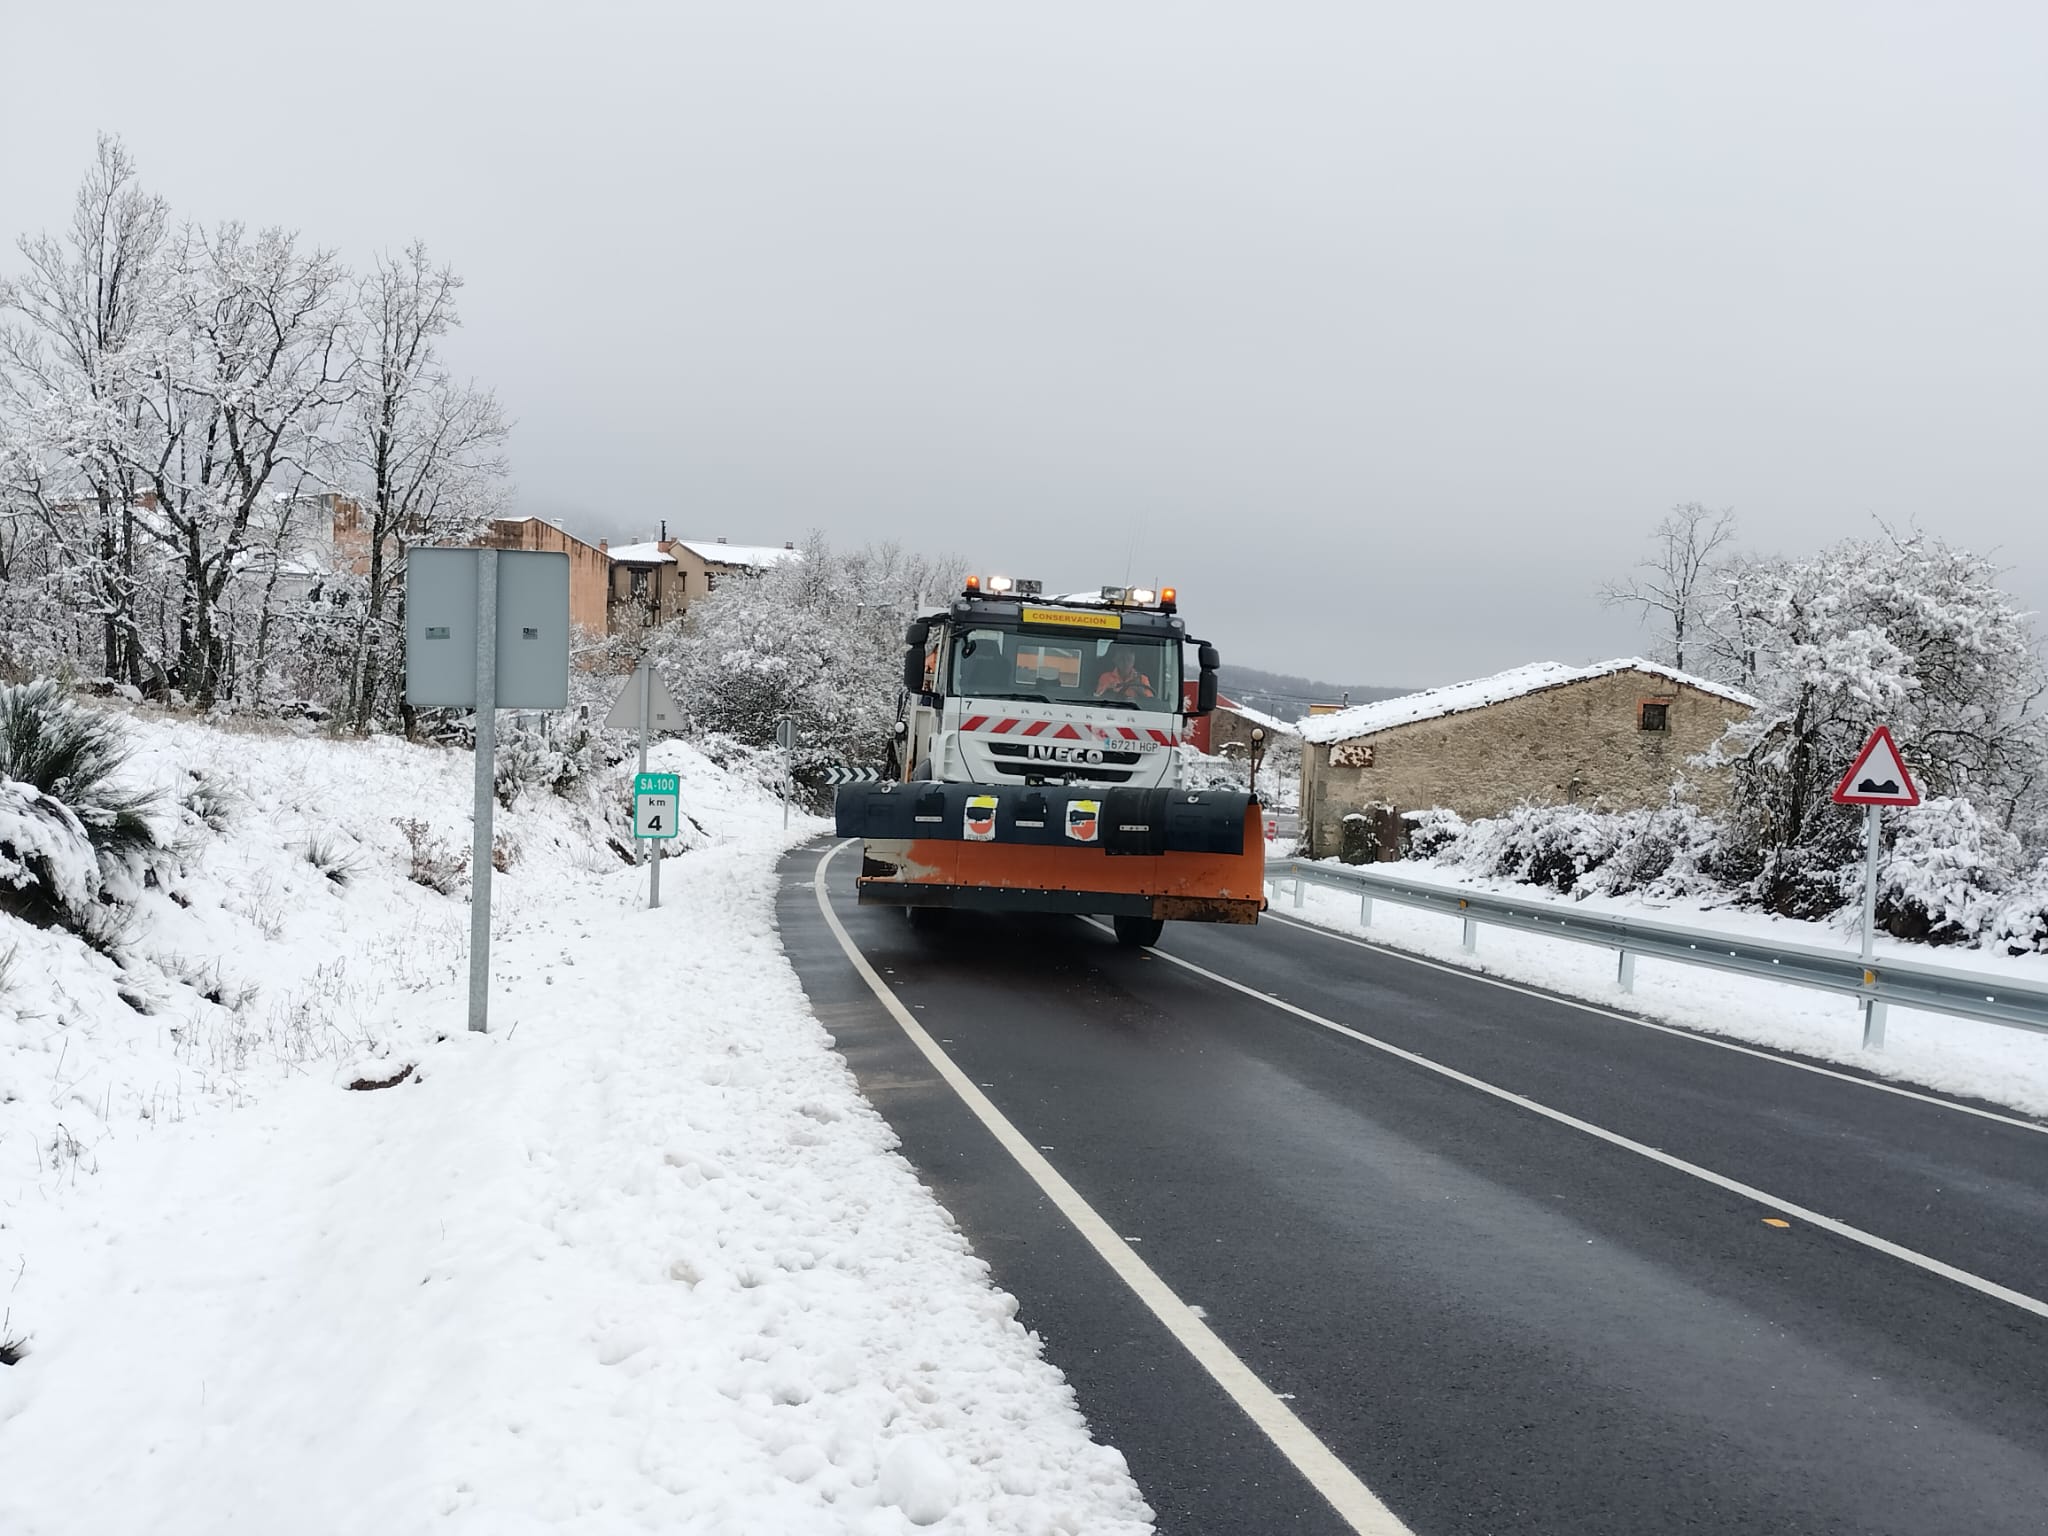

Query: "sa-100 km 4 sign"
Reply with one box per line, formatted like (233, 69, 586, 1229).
(634, 772, 681, 839)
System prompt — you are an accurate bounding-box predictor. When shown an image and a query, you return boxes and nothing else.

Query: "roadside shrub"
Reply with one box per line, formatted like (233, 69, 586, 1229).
(0, 680, 161, 929)
(181, 769, 241, 833)
(1439, 801, 1725, 901)
(395, 818, 465, 895)
(300, 833, 363, 887)
(1402, 808, 1468, 862)
(494, 711, 610, 808)
(1986, 864, 2048, 955)
(0, 679, 159, 861)
(1872, 797, 2020, 945)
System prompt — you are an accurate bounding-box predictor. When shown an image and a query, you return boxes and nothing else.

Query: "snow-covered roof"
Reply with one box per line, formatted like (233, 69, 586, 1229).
(1297, 658, 1756, 744)
(607, 542, 675, 564)
(1223, 700, 1297, 736)
(672, 539, 802, 570)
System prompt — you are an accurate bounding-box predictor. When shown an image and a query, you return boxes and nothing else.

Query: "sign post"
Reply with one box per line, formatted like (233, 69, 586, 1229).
(775, 716, 797, 828)
(1831, 725, 1922, 1050)
(634, 770, 680, 910)
(405, 546, 571, 1033)
(605, 661, 682, 908)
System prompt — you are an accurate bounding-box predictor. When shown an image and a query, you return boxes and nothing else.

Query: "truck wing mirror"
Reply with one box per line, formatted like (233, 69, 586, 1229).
(1197, 643, 1220, 671)
(1196, 670, 1218, 714)
(904, 619, 934, 693)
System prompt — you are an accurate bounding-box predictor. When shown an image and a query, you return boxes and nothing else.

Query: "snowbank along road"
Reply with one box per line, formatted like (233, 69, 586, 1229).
(782, 838, 2048, 1536)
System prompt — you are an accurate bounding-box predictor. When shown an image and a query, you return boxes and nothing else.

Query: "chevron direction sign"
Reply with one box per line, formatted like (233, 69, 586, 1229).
(819, 764, 883, 785)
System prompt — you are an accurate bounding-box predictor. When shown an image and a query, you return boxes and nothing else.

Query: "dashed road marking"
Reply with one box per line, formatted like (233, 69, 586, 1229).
(1108, 922, 2048, 1323)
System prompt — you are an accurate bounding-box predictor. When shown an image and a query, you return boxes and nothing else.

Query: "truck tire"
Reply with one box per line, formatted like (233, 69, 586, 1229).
(905, 904, 947, 931)
(1112, 915, 1165, 949)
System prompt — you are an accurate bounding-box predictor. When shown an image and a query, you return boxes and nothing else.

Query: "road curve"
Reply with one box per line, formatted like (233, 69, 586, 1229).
(778, 840, 2048, 1535)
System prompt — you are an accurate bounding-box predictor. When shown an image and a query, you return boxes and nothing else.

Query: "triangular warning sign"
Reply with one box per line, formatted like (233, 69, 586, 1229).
(604, 669, 683, 733)
(1832, 725, 1920, 807)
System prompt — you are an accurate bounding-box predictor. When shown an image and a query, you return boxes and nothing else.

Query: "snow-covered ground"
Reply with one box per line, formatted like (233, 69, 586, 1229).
(1272, 859, 2048, 1122)
(0, 710, 1152, 1534)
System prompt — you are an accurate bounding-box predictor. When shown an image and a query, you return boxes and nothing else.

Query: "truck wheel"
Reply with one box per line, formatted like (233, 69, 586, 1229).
(1113, 915, 1165, 948)
(905, 904, 947, 931)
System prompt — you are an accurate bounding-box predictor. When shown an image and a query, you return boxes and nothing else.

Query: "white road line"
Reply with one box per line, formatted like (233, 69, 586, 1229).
(1103, 922, 2048, 1323)
(814, 844, 1412, 1536)
(1259, 904, 2048, 1138)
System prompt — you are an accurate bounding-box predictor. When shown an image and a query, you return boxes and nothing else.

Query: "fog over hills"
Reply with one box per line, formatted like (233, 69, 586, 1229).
(1215, 665, 1412, 724)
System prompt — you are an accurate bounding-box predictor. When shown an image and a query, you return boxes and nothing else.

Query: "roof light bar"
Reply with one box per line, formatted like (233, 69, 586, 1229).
(986, 574, 1014, 593)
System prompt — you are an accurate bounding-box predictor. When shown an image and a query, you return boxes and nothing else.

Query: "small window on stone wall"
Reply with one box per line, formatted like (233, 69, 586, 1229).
(1638, 699, 1671, 732)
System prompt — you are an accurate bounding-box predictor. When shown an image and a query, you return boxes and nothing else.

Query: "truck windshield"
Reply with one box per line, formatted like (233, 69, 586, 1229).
(951, 628, 1180, 713)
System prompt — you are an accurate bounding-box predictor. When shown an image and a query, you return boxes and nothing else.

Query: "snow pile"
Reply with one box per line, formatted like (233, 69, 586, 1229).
(0, 704, 1153, 1534)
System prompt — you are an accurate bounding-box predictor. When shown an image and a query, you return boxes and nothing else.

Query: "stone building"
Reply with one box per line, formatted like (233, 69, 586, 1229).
(1297, 659, 1753, 859)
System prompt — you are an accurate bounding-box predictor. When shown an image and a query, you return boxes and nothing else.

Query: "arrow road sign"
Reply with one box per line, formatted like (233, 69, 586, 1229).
(1832, 725, 1921, 807)
(634, 771, 682, 838)
(818, 764, 883, 785)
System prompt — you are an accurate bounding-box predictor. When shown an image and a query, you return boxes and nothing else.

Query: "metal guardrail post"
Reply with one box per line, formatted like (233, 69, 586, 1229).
(1360, 893, 1373, 927)
(1293, 877, 1305, 909)
(1617, 949, 1635, 994)
(1863, 988, 1888, 1050)
(1460, 906, 1477, 954)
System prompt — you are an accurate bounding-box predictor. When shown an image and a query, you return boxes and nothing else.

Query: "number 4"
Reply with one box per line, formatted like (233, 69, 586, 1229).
(648, 814, 663, 831)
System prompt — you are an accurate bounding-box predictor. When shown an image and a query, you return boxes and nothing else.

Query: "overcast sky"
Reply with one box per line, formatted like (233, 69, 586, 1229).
(5, 2, 2044, 687)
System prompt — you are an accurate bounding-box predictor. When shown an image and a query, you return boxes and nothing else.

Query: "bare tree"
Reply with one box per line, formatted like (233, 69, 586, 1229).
(341, 243, 508, 731)
(1599, 502, 1738, 673)
(125, 222, 351, 705)
(0, 135, 169, 684)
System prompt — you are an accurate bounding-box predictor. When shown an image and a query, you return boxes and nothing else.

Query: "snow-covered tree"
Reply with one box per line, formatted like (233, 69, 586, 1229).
(651, 540, 962, 773)
(124, 222, 351, 706)
(0, 135, 170, 686)
(1708, 530, 2048, 913)
(339, 244, 508, 731)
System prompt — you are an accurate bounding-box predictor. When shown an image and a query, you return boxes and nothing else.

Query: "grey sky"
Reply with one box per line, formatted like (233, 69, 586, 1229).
(5, 2, 2044, 687)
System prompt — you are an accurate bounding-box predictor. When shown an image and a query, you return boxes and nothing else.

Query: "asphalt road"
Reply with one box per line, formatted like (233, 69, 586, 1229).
(778, 840, 2048, 1535)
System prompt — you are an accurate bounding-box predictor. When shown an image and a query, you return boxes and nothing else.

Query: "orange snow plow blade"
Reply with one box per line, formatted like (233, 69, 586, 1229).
(837, 783, 1266, 922)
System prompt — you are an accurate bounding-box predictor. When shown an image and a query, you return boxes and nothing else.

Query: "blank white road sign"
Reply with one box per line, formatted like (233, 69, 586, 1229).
(405, 547, 571, 709)
(605, 669, 684, 732)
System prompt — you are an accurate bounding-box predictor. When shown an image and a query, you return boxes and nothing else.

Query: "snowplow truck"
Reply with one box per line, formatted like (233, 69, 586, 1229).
(833, 577, 1266, 946)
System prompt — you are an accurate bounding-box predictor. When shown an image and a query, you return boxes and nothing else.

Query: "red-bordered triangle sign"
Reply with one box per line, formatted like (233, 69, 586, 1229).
(1832, 725, 1921, 807)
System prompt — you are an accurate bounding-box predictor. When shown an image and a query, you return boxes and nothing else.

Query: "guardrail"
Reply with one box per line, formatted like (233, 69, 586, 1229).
(1267, 858, 2048, 1051)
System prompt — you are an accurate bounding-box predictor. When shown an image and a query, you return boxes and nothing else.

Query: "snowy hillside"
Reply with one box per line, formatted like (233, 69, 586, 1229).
(0, 706, 1152, 1534)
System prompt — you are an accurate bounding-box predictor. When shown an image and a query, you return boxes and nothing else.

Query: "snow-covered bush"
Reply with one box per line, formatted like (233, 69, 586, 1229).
(493, 710, 610, 807)
(0, 777, 102, 927)
(1871, 796, 2022, 945)
(1431, 801, 1725, 902)
(1403, 808, 1468, 861)
(0, 680, 160, 929)
(1986, 864, 2048, 955)
(0, 680, 158, 861)
(1460, 804, 1636, 895)
(394, 818, 465, 895)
